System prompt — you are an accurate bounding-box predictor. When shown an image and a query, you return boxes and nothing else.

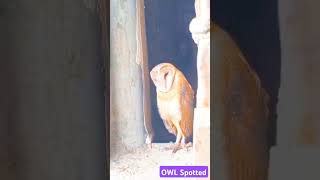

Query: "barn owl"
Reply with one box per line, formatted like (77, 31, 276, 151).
(150, 63, 194, 153)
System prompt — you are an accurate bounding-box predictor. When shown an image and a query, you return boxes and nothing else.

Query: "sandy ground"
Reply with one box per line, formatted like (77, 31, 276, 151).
(110, 143, 193, 180)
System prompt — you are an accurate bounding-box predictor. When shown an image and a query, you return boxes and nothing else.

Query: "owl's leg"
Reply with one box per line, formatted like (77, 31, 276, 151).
(172, 133, 182, 153)
(172, 128, 183, 153)
(165, 132, 182, 150)
(181, 136, 192, 151)
(166, 130, 182, 153)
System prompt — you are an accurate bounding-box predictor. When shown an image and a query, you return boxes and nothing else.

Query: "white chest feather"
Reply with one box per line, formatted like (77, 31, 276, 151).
(157, 97, 181, 121)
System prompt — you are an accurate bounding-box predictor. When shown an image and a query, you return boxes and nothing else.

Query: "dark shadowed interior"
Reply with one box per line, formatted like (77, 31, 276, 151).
(146, 0, 281, 146)
(145, 0, 197, 143)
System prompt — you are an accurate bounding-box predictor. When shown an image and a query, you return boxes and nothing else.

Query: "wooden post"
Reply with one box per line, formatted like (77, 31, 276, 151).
(136, 0, 154, 148)
(189, 0, 210, 179)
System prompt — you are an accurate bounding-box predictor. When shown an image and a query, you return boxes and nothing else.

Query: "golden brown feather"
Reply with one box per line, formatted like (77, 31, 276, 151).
(150, 63, 194, 153)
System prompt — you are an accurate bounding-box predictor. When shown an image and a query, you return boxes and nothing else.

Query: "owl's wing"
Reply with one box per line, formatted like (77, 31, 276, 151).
(180, 81, 195, 138)
(181, 81, 194, 107)
(162, 118, 177, 136)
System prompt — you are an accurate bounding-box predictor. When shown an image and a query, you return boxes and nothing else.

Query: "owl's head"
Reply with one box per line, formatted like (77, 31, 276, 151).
(150, 63, 177, 93)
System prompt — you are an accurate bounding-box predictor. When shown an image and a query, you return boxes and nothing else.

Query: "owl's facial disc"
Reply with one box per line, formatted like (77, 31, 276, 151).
(150, 69, 163, 89)
(160, 69, 174, 92)
(163, 72, 169, 89)
(156, 74, 169, 92)
(150, 63, 176, 93)
(150, 70, 156, 82)
(164, 71, 169, 81)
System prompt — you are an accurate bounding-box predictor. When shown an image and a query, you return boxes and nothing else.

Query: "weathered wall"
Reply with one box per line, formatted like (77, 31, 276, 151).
(110, 0, 145, 157)
(269, 0, 320, 179)
(3, 0, 107, 179)
(277, 0, 320, 145)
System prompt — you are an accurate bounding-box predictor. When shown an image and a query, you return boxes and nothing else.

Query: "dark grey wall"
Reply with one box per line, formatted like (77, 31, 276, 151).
(145, 0, 197, 143)
(2, 0, 106, 180)
(0, 2, 10, 178)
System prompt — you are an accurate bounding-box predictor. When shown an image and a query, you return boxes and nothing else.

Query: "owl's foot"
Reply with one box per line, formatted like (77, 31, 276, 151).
(165, 141, 192, 153)
(164, 142, 182, 153)
(172, 144, 183, 153)
(164, 142, 176, 151)
(181, 142, 193, 151)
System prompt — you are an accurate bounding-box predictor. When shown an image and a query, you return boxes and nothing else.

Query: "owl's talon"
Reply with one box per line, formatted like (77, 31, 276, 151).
(182, 142, 192, 151)
(164, 143, 176, 151)
(183, 142, 193, 148)
(172, 144, 182, 153)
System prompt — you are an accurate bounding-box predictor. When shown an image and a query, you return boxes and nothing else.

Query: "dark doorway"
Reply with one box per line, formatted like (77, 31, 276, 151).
(144, 0, 281, 146)
(144, 0, 197, 143)
(212, 0, 281, 147)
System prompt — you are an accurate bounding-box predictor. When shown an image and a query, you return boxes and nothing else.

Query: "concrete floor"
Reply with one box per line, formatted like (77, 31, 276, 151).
(110, 143, 193, 180)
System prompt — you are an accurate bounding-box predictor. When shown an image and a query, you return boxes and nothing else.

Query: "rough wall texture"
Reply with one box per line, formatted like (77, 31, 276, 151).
(277, 0, 320, 145)
(3, 0, 106, 179)
(110, 0, 145, 158)
(269, 1, 320, 179)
